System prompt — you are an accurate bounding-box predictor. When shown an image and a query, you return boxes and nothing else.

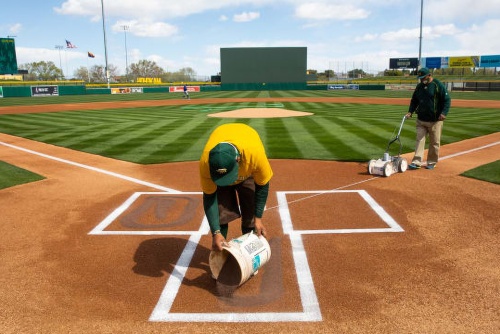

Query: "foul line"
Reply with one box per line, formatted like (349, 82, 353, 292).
(439, 141, 499, 160)
(0, 141, 179, 193)
(266, 140, 499, 212)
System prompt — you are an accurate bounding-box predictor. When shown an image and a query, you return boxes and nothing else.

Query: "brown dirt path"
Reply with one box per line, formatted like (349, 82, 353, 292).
(1, 96, 500, 114)
(0, 97, 499, 334)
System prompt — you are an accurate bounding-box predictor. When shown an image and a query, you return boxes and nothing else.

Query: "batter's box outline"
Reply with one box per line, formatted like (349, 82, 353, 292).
(277, 190, 404, 235)
(88, 191, 210, 236)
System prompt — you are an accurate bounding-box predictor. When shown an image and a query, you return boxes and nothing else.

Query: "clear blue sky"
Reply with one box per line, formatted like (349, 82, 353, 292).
(2, 0, 500, 79)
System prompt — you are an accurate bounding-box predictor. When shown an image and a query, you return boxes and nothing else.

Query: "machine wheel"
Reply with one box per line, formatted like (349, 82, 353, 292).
(383, 162, 393, 177)
(397, 158, 408, 172)
(367, 159, 376, 175)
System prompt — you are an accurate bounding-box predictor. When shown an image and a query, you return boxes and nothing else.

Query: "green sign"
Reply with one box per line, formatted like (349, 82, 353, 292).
(0, 38, 18, 75)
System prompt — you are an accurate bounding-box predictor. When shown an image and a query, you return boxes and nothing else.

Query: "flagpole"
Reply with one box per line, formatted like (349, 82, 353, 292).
(100, 0, 110, 88)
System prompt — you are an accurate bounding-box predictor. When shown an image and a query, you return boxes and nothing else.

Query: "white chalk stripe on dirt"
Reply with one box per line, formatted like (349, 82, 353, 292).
(0, 141, 180, 193)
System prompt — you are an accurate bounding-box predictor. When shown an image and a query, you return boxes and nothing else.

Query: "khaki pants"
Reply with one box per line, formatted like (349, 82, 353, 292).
(412, 119, 443, 166)
(216, 177, 255, 234)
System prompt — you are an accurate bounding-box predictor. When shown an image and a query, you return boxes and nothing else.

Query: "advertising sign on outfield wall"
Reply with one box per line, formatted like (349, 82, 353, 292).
(111, 87, 131, 94)
(31, 85, 59, 97)
(421, 57, 443, 69)
(0, 86, 3, 98)
(480, 55, 500, 67)
(449, 56, 480, 68)
(169, 86, 200, 93)
(111, 87, 144, 94)
(421, 54, 500, 69)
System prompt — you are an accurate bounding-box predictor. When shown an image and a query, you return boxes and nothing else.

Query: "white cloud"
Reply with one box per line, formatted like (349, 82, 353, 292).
(233, 12, 260, 22)
(370, 24, 459, 43)
(53, 0, 99, 17)
(113, 20, 178, 38)
(9, 23, 22, 34)
(219, 15, 228, 22)
(354, 33, 377, 43)
(426, 0, 500, 22)
(54, 0, 268, 20)
(295, 2, 369, 20)
(456, 19, 500, 54)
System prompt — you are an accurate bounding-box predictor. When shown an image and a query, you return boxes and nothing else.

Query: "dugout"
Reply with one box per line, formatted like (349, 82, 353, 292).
(220, 47, 307, 91)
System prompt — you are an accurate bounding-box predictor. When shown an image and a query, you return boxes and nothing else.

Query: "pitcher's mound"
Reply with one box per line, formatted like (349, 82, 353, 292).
(207, 108, 313, 118)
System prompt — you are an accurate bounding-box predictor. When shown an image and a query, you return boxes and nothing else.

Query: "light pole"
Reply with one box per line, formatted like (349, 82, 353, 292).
(100, 0, 110, 88)
(121, 25, 129, 82)
(55, 45, 64, 79)
(418, 0, 424, 69)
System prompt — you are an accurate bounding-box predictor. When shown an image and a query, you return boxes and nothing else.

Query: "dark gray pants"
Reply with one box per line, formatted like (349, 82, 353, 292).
(217, 177, 255, 234)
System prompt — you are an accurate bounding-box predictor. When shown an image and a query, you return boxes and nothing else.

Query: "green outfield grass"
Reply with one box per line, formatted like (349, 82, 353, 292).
(0, 90, 499, 164)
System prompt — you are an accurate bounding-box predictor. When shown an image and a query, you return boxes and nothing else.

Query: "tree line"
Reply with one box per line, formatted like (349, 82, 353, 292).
(18, 59, 198, 83)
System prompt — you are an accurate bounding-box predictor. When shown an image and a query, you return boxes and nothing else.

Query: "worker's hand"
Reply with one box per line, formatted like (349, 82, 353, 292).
(438, 114, 446, 121)
(405, 112, 412, 119)
(212, 233, 226, 251)
(254, 217, 267, 238)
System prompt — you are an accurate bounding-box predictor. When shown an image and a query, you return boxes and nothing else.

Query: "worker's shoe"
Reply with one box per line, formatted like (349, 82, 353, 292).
(425, 163, 437, 170)
(408, 163, 421, 170)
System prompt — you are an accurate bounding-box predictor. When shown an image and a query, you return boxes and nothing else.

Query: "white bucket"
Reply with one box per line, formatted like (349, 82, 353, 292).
(209, 232, 271, 287)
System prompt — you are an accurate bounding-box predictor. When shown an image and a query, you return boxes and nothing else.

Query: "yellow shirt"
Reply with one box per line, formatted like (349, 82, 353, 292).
(199, 123, 273, 194)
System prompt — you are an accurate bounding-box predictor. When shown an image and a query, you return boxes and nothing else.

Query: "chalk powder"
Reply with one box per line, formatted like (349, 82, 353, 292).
(216, 253, 241, 296)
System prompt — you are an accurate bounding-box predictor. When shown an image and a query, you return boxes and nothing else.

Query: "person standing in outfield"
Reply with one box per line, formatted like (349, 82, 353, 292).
(183, 83, 190, 99)
(406, 67, 451, 170)
(199, 123, 273, 251)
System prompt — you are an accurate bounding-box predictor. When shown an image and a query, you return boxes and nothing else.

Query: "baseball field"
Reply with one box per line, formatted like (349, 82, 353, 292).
(1, 90, 499, 333)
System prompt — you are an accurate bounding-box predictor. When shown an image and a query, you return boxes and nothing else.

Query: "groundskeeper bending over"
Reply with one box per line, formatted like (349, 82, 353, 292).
(199, 123, 273, 251)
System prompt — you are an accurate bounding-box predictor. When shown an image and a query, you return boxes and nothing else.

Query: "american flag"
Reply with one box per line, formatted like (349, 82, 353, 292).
(66, 40, 77, 48)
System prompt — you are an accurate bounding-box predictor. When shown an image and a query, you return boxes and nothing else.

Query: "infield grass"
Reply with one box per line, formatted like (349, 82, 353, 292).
(461, 160, 500, 185)
(0, 161, 45, 190)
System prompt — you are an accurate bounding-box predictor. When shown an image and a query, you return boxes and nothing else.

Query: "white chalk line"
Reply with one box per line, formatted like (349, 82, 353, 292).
(439, 141, 498, 160)
(0, 141, 179, 193)
(266, 140, 499, 212)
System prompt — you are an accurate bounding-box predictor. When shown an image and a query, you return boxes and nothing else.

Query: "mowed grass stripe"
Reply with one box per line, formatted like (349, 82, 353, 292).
(279, 117, 326, 158)
(133, 117, 220, 163)
(60, 123, 148, 152)
(117, 119, 192, 162)
(290, 116, 347, 159)
(310, 116, 367, 160)
(263, 118, 302, 158)
(96, 120, 181, 158)
(163, 120, 224, 162)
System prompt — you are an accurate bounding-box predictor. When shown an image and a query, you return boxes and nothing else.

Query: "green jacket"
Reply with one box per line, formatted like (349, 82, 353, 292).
(409, 78, 451, 122)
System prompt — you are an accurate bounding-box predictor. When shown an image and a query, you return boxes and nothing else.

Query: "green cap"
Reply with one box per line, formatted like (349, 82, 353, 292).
(209, 143, 239, 186)
(417, 67, 431, 79)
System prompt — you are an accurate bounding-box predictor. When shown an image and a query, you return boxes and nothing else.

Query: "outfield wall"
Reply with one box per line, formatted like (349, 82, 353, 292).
(0, 84, 385, 97)
(1, 82, 498, 98)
